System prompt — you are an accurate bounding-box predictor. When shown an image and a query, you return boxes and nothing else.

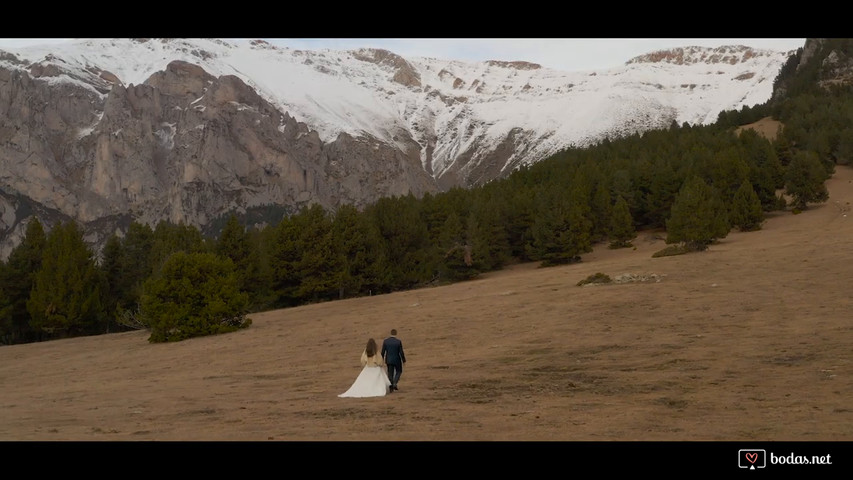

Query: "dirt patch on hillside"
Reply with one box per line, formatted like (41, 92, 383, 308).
(1, 167, 852, 442)
(736, 116, 783, 141)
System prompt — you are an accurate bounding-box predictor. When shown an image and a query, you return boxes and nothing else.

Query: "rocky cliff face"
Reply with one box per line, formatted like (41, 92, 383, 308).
(805, 39, 853, 89)
(0, 56, 437, 259)
(772, 38, 853, 101)
(626, 45, 784, 66)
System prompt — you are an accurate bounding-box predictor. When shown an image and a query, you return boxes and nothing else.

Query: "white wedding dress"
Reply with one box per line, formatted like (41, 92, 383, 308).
(339, 351, 391, 398)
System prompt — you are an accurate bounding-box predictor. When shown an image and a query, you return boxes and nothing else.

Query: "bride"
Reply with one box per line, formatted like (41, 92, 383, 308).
(339, 338, 392, 397)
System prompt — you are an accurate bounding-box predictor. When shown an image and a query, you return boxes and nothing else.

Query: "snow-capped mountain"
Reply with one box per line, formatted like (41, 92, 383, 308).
(0, 38, 795, 258)
(4, 39, 793, 182)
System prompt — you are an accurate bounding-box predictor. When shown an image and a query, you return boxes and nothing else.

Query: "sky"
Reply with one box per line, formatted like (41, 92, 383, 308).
(0, 38, 807, 73)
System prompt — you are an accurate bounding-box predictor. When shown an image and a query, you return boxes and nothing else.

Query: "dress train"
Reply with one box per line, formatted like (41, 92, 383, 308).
(338, 365, 391, 398)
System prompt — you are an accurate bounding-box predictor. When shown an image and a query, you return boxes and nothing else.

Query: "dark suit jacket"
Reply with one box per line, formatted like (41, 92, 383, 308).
(381, 336, 406, 366)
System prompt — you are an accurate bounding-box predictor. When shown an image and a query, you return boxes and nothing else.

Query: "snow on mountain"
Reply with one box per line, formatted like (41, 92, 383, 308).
(0, 38, 794, 187)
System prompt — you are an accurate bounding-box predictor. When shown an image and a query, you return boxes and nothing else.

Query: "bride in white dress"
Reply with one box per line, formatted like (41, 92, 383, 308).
(339, 338, 392, 398)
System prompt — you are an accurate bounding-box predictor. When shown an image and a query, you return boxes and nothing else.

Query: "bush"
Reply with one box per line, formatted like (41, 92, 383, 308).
(577, 272, 612, 286)
(116, 306, 148, 330)
(652, 244, 692, 258)
(141, 252, 251, 343)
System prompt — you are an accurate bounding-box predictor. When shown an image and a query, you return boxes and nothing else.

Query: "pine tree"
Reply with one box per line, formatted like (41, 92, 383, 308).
(269, 215, 303, 307)
(99, 234, 125, 331)
(141, 252, 250, 343)
(502, 185, 535, 261)
(97, 222, 156, 327)
(150, 221, 206, 269)
(215, 214, 255, 299)
(367, 195, 433, 291)
(215, 214, 249, 265)
(773, 126, 794, 167)
(785, 150, 830, 210)
(707, 148, 750, 202)
(331, 204, 387, 299)
(729, 180, 765, 231)
(739, 128, 784, 209)
(437, 210, 477, 281)
(243, 226, 275, 311)
(294, 204, 341, 302)
(468, 193, 511, 271)
(666, 176, 730, 251)
(27, 221, 106, 338)
(637, 161, 682, 228)
(589, 181, 613, 242)
(610, 169, 636, 215)
(0, 218, 46, 343)
(121, 222, 155, 307)
(527, 190, 592, 266)
(834, 126, 853, 166)
(608, 195, 636, 248)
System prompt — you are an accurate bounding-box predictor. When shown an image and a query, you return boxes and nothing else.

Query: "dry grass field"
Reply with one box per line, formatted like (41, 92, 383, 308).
(1, 166, 852, 445)
(735, 116, 783, 141)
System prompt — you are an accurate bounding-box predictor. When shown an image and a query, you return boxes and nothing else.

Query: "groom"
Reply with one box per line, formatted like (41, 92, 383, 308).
(381, 329, 406, 392)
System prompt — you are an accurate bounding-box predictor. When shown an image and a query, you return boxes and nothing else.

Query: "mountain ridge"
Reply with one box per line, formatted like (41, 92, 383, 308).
(0, 38, 798, 258)
(626, 44, 796, 66)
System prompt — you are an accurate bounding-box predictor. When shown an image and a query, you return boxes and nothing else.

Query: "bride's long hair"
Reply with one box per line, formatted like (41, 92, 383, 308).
(365, 338, 377, 357)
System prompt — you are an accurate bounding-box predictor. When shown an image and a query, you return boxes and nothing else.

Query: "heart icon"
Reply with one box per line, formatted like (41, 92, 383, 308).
(745, 452, 758, 464)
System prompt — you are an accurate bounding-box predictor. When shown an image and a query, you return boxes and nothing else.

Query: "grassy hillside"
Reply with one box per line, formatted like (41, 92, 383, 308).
(2, 165, 851, 442)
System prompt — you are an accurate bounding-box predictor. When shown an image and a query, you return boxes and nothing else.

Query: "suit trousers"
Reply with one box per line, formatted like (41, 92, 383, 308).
(386, 363, 402, 387)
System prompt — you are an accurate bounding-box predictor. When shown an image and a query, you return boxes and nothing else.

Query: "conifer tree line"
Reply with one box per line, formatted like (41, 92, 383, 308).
(0, 43, 846, 345)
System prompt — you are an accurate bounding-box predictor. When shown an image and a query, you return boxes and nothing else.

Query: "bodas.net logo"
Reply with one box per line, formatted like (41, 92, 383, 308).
(739, 449, 766, 469)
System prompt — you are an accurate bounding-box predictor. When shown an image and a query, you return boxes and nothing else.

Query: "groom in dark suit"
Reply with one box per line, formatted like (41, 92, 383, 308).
(381, 329, 406, 392)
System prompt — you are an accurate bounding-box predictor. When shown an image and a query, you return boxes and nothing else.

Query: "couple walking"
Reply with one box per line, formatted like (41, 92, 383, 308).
(338, 329, 406, 398)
